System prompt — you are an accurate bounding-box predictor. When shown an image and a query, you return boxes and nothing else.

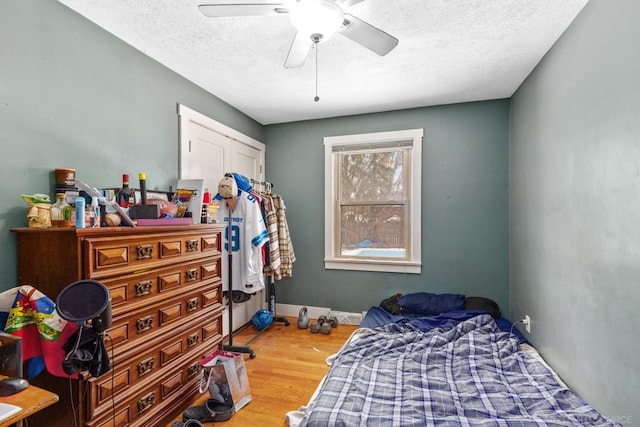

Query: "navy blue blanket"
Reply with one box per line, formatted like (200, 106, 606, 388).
(361, 306, 530, 345)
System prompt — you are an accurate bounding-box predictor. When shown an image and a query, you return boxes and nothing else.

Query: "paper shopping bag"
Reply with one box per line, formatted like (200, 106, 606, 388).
(199, 350, 251, 411)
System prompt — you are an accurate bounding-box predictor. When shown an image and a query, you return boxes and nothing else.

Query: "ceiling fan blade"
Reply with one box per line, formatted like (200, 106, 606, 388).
(339, 0, 367, 8)
(284, 31, 313, 68)
(340, 13, 398, 56)
(198, 3, 288, 17)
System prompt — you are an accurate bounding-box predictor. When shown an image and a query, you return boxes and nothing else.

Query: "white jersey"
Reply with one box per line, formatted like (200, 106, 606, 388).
(216, 191, 268, 293)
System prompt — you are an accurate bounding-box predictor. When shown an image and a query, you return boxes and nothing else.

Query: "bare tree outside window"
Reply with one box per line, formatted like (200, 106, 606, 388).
(338, 147, 409, 259)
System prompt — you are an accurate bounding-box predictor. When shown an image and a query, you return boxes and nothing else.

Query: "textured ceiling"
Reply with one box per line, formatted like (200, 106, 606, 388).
(57, 0, 588, 125)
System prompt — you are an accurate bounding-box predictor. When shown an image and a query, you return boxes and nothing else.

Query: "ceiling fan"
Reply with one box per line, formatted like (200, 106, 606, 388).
(198, 0, 399, 68)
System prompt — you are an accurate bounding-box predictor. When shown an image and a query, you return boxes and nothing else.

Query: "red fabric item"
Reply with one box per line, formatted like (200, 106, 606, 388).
(2, 286, 80, 378)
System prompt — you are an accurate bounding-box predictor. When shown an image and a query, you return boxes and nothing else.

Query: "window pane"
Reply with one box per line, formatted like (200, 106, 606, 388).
(339, 149, 407, 202)
(339, 205, 406, 258)
(325, 128, 422, 273)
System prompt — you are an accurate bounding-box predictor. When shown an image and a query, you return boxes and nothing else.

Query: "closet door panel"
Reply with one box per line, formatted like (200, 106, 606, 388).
(178, 105, 267, 336)
(182, 121, 229, 186)
(232, 141, 262, 182)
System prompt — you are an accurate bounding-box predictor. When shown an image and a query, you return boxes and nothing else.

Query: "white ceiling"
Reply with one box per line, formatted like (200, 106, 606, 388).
(57, 0, 588, 125)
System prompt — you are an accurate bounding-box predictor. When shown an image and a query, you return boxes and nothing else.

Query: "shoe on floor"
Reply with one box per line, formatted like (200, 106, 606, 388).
(183, 399, 234, 423)
(171, 419, 203, 427)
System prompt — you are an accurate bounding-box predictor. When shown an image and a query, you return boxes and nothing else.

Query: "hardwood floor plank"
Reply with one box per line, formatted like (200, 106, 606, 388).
(166, 317, 357, 426)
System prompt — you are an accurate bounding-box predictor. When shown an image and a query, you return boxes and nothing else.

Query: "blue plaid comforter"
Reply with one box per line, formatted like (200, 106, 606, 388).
(299, 314, 617, 427)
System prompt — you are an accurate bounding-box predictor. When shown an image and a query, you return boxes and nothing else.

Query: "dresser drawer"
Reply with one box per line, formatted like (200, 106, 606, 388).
(86, 345, 218, 427)
(90, 406, 130, 427)
(84, 231, 221, 279)
(105, 282, 222, 358)
(87, 310, 223, 420)
(102, 258, 221, 315)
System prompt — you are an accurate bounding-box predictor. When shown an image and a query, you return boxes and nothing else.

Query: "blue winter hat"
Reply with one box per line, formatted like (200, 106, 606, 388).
(232, 173, 253, 193)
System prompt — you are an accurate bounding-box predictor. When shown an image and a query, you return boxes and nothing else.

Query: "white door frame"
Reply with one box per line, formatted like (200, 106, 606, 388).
(177, 104, 265, 180)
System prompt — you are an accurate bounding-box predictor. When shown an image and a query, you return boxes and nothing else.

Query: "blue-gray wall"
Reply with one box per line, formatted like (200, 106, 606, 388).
(510, 0, 639, 423)
(3, 0, 635, 421)
(265, 100, 511, 314)
(0, 0, 263, 288)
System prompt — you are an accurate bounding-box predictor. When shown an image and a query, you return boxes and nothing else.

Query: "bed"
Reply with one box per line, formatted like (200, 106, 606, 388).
(286, 293, 618, 427)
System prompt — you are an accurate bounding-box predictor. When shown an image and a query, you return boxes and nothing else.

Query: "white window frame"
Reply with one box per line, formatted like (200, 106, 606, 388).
(324, 128, 423, 273)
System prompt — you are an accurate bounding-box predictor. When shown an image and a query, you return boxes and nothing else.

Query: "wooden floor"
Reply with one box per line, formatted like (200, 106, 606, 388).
(167, 317, 357, 427)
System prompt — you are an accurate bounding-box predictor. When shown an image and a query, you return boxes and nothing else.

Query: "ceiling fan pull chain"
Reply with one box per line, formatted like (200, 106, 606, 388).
(314, 39, 320, 102)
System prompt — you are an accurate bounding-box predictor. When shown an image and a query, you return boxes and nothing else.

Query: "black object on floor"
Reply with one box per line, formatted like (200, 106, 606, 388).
(183, 399, 234, 423)
(171, 419, 204, 427)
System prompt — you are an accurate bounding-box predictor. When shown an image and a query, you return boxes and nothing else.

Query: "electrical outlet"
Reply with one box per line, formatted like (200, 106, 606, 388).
(524, 315, 531, 333)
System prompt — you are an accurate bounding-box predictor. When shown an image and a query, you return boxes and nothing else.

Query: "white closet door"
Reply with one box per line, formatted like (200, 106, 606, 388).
(178, 104, 266, 335)
(182, 121, 229, 192)
(233, 141, 263, 183)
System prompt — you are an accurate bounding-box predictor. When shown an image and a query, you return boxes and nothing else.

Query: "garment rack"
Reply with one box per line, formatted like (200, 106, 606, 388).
(250, 178, 273, 193)
(223, 200, 256, 358)
(250, 179, 290, 330)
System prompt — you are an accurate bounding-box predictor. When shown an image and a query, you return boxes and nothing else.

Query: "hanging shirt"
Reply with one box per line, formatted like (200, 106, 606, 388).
(272, 193, 296, 278)
(261, 193, 281, 278)
(217, 190, 269, 293)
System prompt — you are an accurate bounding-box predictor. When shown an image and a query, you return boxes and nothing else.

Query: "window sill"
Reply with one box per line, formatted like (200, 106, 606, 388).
(324, 258, 421, 274)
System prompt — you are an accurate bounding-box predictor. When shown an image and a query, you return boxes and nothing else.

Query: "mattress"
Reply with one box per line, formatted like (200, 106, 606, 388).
(286, 313, 618, 427)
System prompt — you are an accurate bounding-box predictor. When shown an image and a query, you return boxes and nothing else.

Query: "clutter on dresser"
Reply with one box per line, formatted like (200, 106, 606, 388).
(116, 174, 133, 208)
(20, 193, 52, 228)
(50, 193, 70, 227)
(128, 172, 161, 219)
(176, 178, 206, 224)
(75, 178, 135, 226)
(21, 168, 213, 228)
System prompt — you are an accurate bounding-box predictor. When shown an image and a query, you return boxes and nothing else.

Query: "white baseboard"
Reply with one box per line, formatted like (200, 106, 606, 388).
(275, 303, 330, 320)
(275, 303, 364, 326)
(329, 311, 364, 325)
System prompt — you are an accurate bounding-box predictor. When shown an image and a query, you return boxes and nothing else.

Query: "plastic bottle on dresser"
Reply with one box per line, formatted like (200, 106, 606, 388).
(75, 196, 86, 228)
(117, 174, 133, 208)
(89, 197, 101, 228)
(51, 193, 69, 227)
(201, 188, 211, 224)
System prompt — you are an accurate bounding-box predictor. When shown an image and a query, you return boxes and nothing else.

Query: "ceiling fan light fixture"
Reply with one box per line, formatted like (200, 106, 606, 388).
(289, 0, 344, 42)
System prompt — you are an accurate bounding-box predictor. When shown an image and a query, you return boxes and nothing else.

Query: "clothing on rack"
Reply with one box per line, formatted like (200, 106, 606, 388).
(242, 178, 294, 329)
(261, 194, 281, 276)
(216, 189, 269, 293)
(272, 193, 295, 278)
(250, 180, 296, 280)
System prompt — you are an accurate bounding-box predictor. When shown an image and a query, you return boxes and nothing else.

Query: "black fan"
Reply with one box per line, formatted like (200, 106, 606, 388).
(56, 280, 112, 377)
(198, 0, 398, 68)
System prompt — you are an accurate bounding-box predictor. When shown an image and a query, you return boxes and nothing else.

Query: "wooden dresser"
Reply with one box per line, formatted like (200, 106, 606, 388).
(11, 224, 224, 427)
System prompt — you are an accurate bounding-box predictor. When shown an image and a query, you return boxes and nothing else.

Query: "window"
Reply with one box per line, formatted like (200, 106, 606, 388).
(324, 129, 423, 273)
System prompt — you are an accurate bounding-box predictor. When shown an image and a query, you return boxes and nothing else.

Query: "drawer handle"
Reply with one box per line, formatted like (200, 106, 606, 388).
(187, 333, 199, 347)
(187, 362, 199, 378)
(136, 316, 154, 334)
(137, 357, 155, 377)
(186, 239, 199, 252)
(135, 280, 153, 297)
(136, 244, 154, 260)
(187, 298, 199, 312)
(185, 269, 198, 282)
(137, 392, 155, 414)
